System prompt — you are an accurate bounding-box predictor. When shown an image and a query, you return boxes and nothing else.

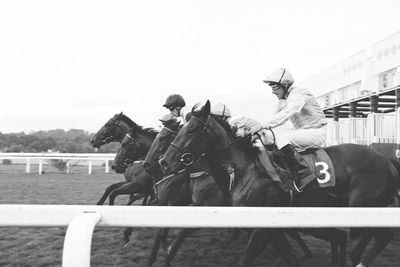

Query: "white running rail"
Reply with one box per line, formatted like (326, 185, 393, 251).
(1, 205, 400, 267)
(0, 153, 116, 174)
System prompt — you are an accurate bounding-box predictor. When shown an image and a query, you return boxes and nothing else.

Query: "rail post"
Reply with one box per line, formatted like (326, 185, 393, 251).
(105, 160, 109, 174)
(62, 211, 101, 267)
(88, 161, 92, 175)
(26, 158, 30, 173)
(38, 160, 43, 175)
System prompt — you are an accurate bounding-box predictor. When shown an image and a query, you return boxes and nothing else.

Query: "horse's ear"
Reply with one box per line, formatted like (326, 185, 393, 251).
(204, 100, 211, 115)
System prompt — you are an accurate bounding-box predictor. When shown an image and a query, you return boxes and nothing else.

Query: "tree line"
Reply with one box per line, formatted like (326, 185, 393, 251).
(0, 129, 119, 153)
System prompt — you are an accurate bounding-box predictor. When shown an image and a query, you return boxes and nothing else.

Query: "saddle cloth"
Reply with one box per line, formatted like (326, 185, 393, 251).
(259, 147, 336, 190)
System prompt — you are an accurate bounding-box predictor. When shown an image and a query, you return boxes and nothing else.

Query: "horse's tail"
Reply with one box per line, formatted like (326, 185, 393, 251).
(388, 158, 400, 201)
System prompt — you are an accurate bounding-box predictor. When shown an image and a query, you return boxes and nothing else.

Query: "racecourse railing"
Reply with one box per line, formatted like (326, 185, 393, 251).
(1, 204, 400, 267)
(325, 111, 400, 147)
(0, 153, 116, 174)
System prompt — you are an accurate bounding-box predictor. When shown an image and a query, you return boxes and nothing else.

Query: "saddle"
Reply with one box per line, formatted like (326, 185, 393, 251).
(259, 147, 336, 192)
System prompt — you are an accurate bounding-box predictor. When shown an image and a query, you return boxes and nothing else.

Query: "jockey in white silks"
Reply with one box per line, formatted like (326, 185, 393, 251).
(211, 102, 232, 121)
(230, 68, 328, 191)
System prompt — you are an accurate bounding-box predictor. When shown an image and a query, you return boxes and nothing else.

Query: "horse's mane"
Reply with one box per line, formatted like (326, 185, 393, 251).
(210, 114, 260, 157)
(116, 113, 138, 128)
(116, 113, 159, 139)
(139, 127, 159, 139)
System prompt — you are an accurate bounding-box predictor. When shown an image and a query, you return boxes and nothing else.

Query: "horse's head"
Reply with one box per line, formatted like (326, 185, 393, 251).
(111, 126, 150, 173)
(159, 100, 226, 173)
(91, 112, 128, 148)
(143, 116, 182, 181)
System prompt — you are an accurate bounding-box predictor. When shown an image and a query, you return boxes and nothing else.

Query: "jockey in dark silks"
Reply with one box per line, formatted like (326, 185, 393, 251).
(163, 94, 188, 124)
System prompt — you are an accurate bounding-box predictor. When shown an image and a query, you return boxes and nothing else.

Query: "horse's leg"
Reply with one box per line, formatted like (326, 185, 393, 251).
(337, 230, 348, 267)
(121, 194, 148, 247)
(96, 182, 126, 205)
(141, 195, 149, 205)
(147, 228, 169, 267)
(330, 240, 339, 264)
(285, 228, 312, 260)
(160, 228, 170, 251)
(239, 229, 301, 267)
(350, 231, 373, 266)
(359, 228, 393, 267)
(347, 185, 390, 266)
(109, 182, 143, 205)
(127, 193, 146, 205)
(163, 228, 199, 267)
(300, 228, 347, 266)
(122, 227, 133, 247)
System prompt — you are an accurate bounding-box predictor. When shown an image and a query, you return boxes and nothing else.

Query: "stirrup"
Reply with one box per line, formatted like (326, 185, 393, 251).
(293, 180, 303, 193)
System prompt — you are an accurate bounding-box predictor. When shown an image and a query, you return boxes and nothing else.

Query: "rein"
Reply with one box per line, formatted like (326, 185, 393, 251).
(103, 119, 128, 144)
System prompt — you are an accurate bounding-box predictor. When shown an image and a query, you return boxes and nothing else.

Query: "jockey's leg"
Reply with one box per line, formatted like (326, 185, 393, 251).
(275, 129, 323, 191)
(278, 143, 315, 191)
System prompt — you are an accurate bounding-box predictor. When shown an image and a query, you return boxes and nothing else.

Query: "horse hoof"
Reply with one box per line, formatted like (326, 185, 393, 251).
(161, 242, 171, 252)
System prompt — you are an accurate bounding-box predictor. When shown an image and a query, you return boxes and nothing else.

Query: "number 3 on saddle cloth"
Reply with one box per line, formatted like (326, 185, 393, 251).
(259, 148, 336, 193)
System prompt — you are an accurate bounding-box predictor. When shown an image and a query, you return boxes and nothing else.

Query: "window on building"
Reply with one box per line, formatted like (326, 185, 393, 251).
(382, 73, 388, 89)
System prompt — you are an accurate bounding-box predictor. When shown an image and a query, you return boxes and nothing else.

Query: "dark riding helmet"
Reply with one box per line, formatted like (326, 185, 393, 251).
(163, 94, 186, 109)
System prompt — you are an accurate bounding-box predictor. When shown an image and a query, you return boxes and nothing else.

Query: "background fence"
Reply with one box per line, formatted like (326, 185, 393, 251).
(0, 153, 116, 174)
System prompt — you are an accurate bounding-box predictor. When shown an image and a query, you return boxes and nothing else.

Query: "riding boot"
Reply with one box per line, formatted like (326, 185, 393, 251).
(278, 144, 315, 192)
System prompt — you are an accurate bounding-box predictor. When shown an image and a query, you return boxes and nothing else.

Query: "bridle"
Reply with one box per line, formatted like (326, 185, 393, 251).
(120, 132, 142, 167)
(101, 119, 126, 144)
(170, 115, 251, 166)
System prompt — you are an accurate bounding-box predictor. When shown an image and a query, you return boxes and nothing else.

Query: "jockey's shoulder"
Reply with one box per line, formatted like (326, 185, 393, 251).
(229, 116, 261, 128)
(287, 86, 312, 95)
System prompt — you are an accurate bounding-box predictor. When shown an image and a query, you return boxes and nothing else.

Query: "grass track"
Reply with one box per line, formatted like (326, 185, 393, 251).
(1, 164, 400, 266)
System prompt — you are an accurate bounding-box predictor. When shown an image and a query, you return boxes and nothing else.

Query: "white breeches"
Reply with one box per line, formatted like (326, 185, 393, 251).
(259, 125, 327, 151)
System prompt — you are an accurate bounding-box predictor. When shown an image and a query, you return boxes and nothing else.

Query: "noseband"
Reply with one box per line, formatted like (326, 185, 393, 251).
(102, 119, 125, 144)
(121, 133, 141, 167)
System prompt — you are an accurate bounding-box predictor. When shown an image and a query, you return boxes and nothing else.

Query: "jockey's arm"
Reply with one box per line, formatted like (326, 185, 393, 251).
(263, 93, 306, 129)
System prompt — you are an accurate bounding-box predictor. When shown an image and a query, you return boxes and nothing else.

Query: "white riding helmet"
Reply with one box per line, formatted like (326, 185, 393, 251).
(211, 103, 231, 118)
(263, 68, 294, 88)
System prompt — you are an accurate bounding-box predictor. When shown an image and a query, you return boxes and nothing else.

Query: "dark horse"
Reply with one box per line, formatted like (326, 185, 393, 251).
(143, 116, 346, 263)
(159, 100, 400, 267)
(91, 113, 157, 246)
(91, 112, 154, 206)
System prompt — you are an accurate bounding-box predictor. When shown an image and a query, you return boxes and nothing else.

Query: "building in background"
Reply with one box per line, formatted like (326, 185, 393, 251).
(298, 30, 400, 158)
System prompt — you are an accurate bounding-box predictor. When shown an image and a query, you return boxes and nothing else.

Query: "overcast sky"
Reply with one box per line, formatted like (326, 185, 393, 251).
(1, 0, 400, 134)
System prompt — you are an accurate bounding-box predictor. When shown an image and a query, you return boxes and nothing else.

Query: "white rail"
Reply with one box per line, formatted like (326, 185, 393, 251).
(1, 205, 400, 267)
(0, 153, 116, 174)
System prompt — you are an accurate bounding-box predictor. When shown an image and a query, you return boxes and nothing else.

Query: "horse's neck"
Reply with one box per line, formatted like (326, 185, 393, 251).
(117, 120, 134, 142)
(208, 143, 267, 199)
(137, 131, 156, 154)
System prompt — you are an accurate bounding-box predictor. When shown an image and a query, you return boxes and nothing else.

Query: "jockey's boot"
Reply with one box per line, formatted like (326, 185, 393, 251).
(279, 144, 316, 192)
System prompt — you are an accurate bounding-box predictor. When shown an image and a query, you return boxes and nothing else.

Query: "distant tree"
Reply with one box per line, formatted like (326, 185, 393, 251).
(6, 144, 25, 152)
(0, 129, 118, 153)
